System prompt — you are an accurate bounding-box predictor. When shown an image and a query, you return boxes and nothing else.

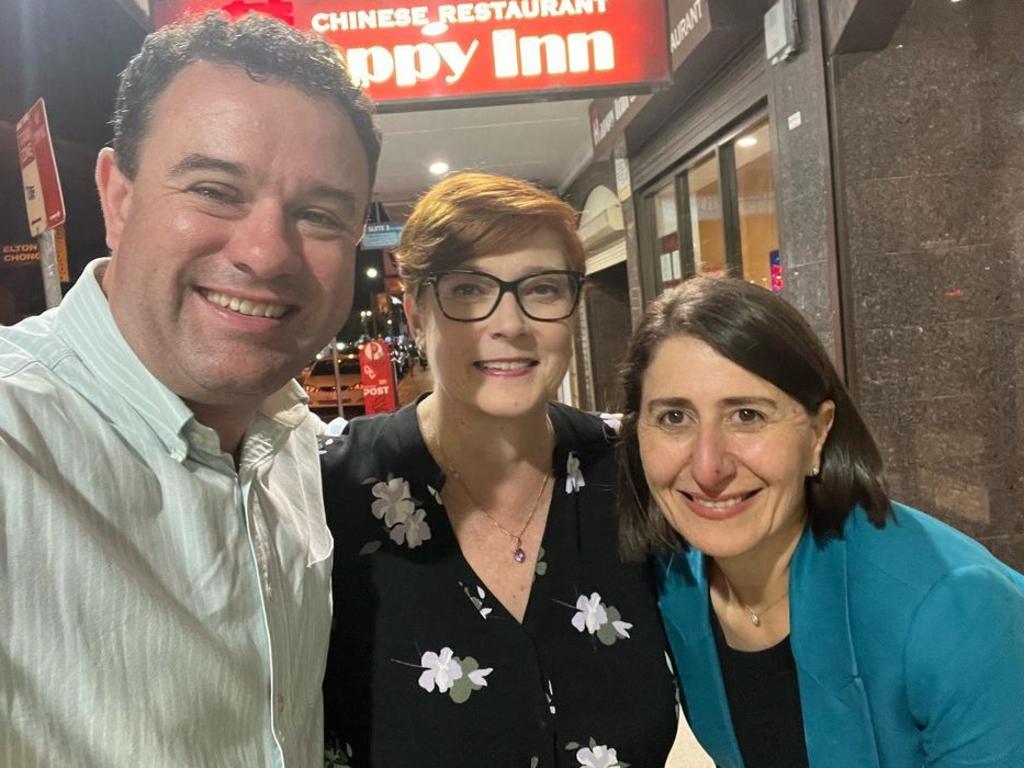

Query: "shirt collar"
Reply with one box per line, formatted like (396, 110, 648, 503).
(55, 258, 309, 463)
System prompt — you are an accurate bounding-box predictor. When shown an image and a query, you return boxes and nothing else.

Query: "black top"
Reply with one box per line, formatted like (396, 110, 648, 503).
(320, 400, 678, 768)
(711, 611, 809, 768)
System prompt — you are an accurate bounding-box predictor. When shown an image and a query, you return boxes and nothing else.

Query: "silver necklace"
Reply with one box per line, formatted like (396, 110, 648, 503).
(723, 577, 789, 627)
(432, 431, 551, 564)
(739, 592, 788, 627)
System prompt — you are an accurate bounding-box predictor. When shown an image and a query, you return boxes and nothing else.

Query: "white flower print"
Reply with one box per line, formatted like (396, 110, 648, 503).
(389, 508, 432, 548)
(597, 412, 622, 435)
(460, 582, 494, 619)
(370, 478, 415, 526)
(427, 484, 443, 506)
(408, 648, 493, 704)
(565, 452, 585, 493)
(368, 475, 432, 549)
(562, 592, 633, 646)
(576, 745, 620, 768)
(467, 666, 493, 687)
(572, 592, 609, 634)
(474, 585, 493, 619)
(418, 647, 464, 694)
(324, 741, 353, 767)
(612, 619, 633, 639)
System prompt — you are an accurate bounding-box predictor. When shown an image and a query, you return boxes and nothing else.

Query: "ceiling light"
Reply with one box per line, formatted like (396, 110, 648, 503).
(429, 161, 449, 175)
(365, 267, 379, 278)
(737, 136, 758, 148)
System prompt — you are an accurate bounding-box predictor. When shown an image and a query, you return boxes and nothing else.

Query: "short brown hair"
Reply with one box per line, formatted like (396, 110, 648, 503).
(397, 172, 585, 294)
(618, 277, 890, 560)
(112, 12, 380, 188)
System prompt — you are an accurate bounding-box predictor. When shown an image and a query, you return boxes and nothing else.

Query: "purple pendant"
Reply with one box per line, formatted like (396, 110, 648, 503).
(513, 546, 527, 564)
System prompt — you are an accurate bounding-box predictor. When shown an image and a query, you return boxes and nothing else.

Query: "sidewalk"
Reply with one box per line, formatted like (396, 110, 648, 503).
(666, 716, 714, 768)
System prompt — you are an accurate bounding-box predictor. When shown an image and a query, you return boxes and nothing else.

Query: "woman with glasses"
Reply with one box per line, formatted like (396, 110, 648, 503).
(320, 173, 679, 767)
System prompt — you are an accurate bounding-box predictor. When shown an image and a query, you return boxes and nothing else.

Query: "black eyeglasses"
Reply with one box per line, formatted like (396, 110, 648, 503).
(423, 269, 586, 322)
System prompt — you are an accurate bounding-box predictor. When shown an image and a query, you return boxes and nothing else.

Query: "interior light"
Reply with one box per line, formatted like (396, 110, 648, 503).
(366, 267, 379, 278)
(429, 161, 449, 175)
(737, 136, 758, 148)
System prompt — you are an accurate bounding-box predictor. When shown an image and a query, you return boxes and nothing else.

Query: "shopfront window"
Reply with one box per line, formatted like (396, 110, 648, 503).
(641, 112, 781, 300)
(653, 181, 681, 290)
(734, 119, 779, 290)
(687, 154, 726, 278)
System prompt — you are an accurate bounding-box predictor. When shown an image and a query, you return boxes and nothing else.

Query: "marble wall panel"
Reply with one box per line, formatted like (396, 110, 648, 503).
(853, 316, 1018, 404)
(844, 169, 1024, 257)
(833, 0, 1024, 568)
(767, 0, 843, 360)
(778, 190, 831, 269)
(782, 259, 836, 336)
(851, 242, 1019, 330)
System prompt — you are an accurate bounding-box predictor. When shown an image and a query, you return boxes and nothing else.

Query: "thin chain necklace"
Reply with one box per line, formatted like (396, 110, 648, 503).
(724, 578, 789, 627)
(431, 426, 552, 565)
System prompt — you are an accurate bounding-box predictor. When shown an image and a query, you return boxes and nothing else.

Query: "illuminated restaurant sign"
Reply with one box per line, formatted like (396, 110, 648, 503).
(152, 0, 671, 108)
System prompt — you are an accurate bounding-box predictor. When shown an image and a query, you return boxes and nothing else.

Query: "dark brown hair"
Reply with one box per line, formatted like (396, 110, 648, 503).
(396, 172, 585, 294)
(618, 277, 890, 559)
(111, 11, 380, 187)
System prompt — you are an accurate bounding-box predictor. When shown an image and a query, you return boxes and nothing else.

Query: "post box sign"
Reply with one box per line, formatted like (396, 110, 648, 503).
(152, 0, 671, 107)
(359, 339, 398, 414)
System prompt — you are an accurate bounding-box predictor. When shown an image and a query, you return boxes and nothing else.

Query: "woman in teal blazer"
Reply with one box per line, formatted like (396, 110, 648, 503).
(616, 277, 1024, 768)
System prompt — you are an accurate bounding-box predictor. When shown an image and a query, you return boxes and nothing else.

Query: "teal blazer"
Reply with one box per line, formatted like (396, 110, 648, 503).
(658, 502, 1024, 768)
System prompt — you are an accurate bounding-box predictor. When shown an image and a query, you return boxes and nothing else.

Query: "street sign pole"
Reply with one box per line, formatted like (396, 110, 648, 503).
(36, 228, 63, 308)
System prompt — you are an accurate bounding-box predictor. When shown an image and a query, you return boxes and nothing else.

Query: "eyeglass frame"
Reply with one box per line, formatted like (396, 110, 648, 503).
(421, 268, 587, 323)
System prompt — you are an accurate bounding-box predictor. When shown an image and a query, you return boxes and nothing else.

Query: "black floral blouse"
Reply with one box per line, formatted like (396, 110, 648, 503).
(320, 399, 679, 768)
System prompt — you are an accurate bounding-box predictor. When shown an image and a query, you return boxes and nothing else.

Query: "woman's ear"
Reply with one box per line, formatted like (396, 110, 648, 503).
(811, 399, 836, 470)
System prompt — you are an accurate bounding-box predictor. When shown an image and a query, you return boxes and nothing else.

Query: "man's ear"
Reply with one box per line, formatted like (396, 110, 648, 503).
(95, 148, 133, 254)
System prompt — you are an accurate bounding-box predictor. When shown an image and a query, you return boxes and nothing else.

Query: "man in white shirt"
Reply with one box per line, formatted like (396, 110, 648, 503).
(0, 12, 378, 767)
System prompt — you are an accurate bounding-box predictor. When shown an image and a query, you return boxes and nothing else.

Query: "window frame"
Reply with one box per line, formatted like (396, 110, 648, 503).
(639, 109, 775, 301)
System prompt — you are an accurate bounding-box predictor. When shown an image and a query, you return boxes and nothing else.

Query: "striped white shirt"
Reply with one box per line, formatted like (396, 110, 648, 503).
(0, 259, 333, 767)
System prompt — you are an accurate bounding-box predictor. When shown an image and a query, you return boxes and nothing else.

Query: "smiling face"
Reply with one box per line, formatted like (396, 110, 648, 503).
(96, 61, 370, 409)
(637, 335, 834, 563)
(404, 229, 576, 420)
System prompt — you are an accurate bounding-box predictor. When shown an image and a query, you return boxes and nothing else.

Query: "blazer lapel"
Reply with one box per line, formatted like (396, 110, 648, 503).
(658, 550, 746, 768)
(789, 528, 882, 767)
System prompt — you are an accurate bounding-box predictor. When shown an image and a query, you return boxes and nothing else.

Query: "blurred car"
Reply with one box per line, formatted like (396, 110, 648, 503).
(301, 354, 363, 416)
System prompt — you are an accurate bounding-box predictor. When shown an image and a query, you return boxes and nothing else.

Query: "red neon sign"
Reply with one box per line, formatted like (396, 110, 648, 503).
(152, 1, 670, 108)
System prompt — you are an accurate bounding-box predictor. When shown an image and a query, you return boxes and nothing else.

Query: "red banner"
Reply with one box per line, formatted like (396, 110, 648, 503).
(359, 339, 398, 414)
(152, 1, 670, 108)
